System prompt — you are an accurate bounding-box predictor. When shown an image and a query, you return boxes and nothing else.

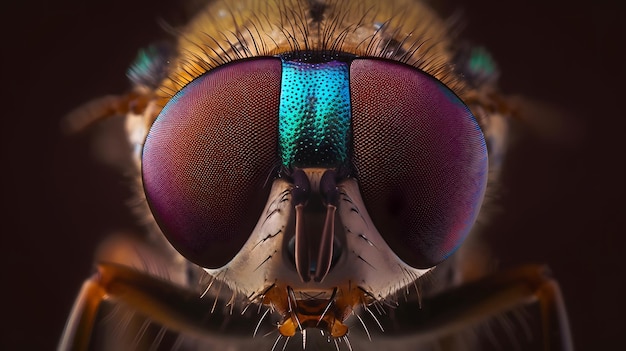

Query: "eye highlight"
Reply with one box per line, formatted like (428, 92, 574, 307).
(142, 58, 282, 268)
(350, 58, 488, 269)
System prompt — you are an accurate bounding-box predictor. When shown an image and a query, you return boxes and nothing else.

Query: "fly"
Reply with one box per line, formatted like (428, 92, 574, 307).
(59, 1, 573, 350)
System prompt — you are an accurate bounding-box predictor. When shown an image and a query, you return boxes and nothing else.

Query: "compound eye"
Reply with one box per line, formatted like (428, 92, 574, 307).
(142, 58, 282, 268)
(350, 59, 488, 269)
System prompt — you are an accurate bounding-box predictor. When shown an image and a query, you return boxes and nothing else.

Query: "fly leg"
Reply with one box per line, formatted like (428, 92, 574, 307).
(58, 229, 292, 351)
(370, 264, 573, 351)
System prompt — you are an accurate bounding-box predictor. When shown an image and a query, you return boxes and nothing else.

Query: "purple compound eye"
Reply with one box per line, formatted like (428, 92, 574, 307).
(350, 59, 488, 269)
(142, 58, 282, 268)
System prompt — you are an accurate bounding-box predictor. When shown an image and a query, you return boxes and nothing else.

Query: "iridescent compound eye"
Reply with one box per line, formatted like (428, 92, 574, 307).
(142, 58, 282, 268)
(350, 59, 488, 269)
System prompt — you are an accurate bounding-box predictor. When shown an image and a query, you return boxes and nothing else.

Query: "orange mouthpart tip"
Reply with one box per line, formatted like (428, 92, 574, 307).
(263, 284, 371, 338)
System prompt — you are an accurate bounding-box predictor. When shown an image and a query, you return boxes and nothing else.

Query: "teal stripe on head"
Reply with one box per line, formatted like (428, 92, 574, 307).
(279, 59, 351, 168)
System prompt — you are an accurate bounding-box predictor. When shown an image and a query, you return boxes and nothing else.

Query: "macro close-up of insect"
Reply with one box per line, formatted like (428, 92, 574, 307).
(56, 0, 574, 349)
(3, 0, 624, 351)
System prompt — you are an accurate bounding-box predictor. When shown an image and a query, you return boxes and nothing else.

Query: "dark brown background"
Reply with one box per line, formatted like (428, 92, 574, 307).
(2, 0, 624, 349)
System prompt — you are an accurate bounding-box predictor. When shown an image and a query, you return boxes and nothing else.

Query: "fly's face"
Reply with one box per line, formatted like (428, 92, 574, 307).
(61, 1, 574, 350)
(142, 53, 488, 338)
(138, 0, 490, 340)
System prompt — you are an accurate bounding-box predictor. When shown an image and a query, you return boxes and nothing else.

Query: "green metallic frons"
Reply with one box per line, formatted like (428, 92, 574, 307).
(278, 59, 352, 168)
